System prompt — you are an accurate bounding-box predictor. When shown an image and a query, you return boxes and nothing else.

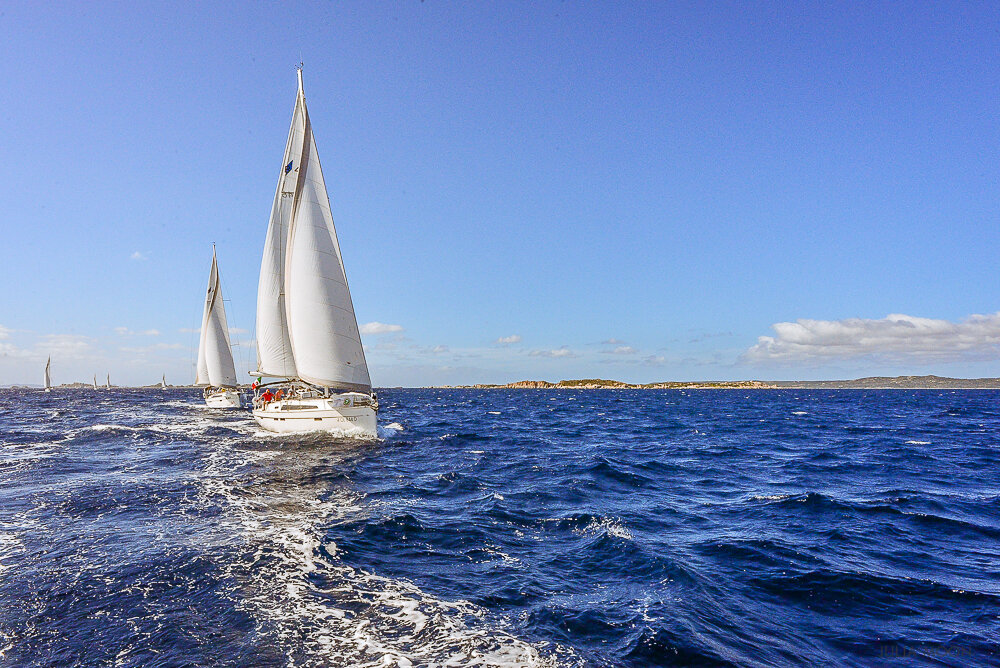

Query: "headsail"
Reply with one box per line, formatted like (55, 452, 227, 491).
(195, 248, 239, 388)
(44, 357, 51, 390)
(161, 374, 167, 389)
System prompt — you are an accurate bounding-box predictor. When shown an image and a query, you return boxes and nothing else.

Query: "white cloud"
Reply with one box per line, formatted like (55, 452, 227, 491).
(603, 346, 637, 355)
(121, 343, 185, 353)
(529, 346, 577, 358)
(115, 327, 159, 337)
(36, 334, 94, 357)
(744, 312, 1000, 363)
(643, 355, 667, 366)
(431, 345, 449, 353)
(0, 325, 10, 340)
(602, 338, 625, 345)
(178, 327, 200, 334)
(495, 335, 522, 345)
(360, 322, 404, 335)
(130, 251, 147, 261)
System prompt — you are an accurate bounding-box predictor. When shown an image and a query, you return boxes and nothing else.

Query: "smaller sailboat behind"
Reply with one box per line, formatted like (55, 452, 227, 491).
(196, 247, 241, 408)
(106, 374, 111, 389)
(44, 357, 51, 392)
(161, 374, 167, 390)
(93, 375, 98, 390)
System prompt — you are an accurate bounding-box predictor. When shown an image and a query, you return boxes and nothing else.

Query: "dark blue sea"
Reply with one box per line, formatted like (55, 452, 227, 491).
(1, 388, 998, 667)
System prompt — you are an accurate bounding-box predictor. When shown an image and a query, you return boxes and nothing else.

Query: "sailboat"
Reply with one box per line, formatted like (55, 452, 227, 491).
(161, 374, 167, 390)
(251, 67, 377, 436)
(43, 357, 51, 392)
(93, 374, 98, 390)
(106, 374, 111, 389)
(196, 247, 241, 408)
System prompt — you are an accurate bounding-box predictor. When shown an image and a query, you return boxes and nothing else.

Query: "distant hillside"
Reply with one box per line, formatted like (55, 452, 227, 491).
(437, 375, 1000, 390)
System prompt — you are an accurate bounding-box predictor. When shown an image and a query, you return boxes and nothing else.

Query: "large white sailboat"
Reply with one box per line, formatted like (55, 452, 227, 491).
(196, 247, 241, 408)
(43, 357, 51, 392)
(251, 68, 377, 437)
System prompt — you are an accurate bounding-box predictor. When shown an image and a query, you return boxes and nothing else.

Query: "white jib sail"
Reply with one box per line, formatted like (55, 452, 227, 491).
(254, 77, 307, 379)
(195, 249, 239, 388)
(93, 375, 97, 390)
(283, 72, 371, 393)
(44, 357, 51, 389)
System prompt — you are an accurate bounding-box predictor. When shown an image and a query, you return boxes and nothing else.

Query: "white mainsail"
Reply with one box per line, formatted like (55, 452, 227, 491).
(161, 374, 167, 389)
(196, 248, 239, 388)
(44, 357, 51, 390)
(256, 69, 371, 393)
(254, 75, 306, 380)
(106, 374, 110, 389)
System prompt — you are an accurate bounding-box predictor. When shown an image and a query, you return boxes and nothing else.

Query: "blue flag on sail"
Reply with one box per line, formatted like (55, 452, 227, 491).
(284, 160, 293, 174)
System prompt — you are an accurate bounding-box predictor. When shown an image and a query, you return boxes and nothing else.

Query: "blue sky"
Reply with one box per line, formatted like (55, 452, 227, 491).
(2, 1, 999, 386)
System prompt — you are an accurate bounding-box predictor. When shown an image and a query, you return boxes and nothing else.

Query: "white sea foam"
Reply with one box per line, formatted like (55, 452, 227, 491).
(905, 440, 931, 445)
(791, 411, 808, 415)
(197, 442, 577, 667)
(576, 517, 633, 541)
(750, 493, 793, 502)
(379, 422, 405, 438)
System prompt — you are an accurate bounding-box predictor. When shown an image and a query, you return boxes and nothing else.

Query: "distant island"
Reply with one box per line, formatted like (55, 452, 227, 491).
(437, 375, 1000, 390)
(6, 375, 1000, 391)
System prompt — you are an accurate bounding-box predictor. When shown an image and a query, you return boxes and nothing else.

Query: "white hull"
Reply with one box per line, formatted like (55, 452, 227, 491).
(253, 398, 377, 437)
(205, 389, 242, 409)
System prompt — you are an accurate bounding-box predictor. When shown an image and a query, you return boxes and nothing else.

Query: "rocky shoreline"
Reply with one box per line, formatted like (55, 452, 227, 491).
(435, 375, 1000, 390)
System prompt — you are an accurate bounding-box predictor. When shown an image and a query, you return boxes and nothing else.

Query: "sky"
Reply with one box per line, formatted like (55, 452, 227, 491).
(1, 1, 999, 387)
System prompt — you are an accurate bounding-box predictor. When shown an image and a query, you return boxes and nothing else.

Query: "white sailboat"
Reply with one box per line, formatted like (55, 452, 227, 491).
(161, 374, 167, 390)
(106, 374, 110, 389)
(44, 357, 51, 392)
(251, 67, 377, 436)
(93, 374, 98, 390)
(196, 247, 241, 408)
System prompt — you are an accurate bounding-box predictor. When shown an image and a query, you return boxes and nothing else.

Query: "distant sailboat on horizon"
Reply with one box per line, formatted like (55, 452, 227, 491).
(93, 374, 98, 390)
(161, 374, 167, 390)
(195, 247, 241, 408)
(44, 357, 51, 392)
(250, 67, 377, 436)
(106, 374, 111, 389)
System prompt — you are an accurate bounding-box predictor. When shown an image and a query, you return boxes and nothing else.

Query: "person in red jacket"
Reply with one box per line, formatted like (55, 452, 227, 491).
(261, 389, 274, 404)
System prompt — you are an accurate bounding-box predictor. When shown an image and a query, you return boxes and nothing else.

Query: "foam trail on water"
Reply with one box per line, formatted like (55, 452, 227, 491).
(198, 441, 576, 667)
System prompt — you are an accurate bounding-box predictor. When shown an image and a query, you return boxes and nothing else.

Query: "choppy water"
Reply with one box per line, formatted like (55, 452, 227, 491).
(0, 388, 998, 667)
